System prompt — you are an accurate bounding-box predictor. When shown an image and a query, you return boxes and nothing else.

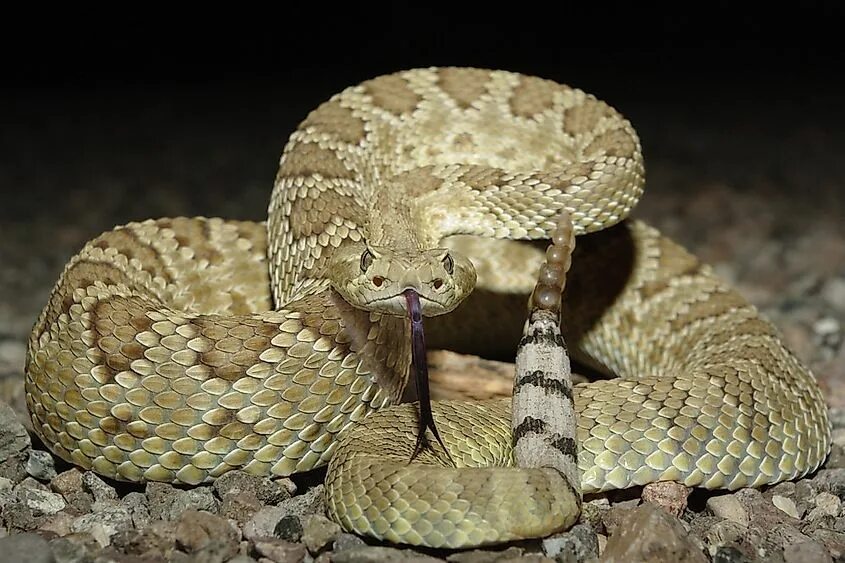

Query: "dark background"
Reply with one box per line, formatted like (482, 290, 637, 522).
(1, 12, 845, 416)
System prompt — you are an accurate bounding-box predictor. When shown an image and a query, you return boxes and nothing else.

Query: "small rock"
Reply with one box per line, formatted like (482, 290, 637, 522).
(40, 511, 76, 537)
(447, 546, 535, 562)
(243, 506, 285, 542)
(601, 505, 635, 536)
(302, 514, 341, 554)
(783, 540, 833, 563)
(228, 556, 259, 563)
(17, 485, 67, 516)
(711, 545, 754, 563)
(824, 443, 845, 469)
(214, 470, 292, 506)
(0, 532, 54, 563)
(252, 538, 307, 562)
(601, 503, 708, 563)
(333, 532, 366, 552)
(541, 522, 598, 561)
(0, 401, 30, 460)
(277, 485, 325, 520)
(122, 491, 151, 529)
(27, 450, 57, 481)
(707, 495, 750, 527)
(0, 477, 12, 492)
(80, 472, 117, 505)
(48, 536, 90, 563)
(807, 492, 841, 521)
(146, 481, 219, 521)
(333, 546, 442, 562)
(274, 514, 304, 543)
(221, 491, 264, 525)
(49, 469, 93, 514)
(772, 495, 801, 519)
(642, 481, 691, 517)
(175, 509, 239, 562)
(70, 504, 132, 547)
(701, 519, 747, 553)
(809, 528, 845, 560)
(812, 469, 845, 498)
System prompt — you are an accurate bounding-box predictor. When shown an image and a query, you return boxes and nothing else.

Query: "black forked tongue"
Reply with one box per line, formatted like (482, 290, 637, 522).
(403, 289, 453, 464)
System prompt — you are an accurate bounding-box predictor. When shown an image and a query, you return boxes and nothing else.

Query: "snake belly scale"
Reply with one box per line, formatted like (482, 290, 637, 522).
(26, 68, 830, 548)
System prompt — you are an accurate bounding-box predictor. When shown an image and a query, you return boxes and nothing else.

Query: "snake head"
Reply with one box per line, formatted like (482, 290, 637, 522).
(326, 242, 476, 317)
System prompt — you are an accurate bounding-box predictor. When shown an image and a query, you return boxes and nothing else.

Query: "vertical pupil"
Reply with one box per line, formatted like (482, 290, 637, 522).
(443, 254, 454, 274)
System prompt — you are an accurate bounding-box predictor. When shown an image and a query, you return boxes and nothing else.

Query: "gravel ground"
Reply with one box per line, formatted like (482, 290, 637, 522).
(1, 74, 843, 562)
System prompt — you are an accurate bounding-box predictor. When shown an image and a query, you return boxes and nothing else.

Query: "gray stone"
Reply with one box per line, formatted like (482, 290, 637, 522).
(274, 514, 304, 543)
(601, 503, 708, 563)
(823, 443, 845, 470)
(707, 494, 750, 527)
(221, 491, 263, 525)
(772, 494, 801, 519)
(213, 470, 292, 506)
(333, 532, 366, 552)
(228, 556, 259, 563)
(811, 469, 845, 498)
(783, 540, 833, 563)
(0, 532, 55, 563)
(252, 538, 307, 562)
(541, 522, 598, 561)
(81, 472, 117, 505)
(122, 491, 151, 529)
(71, 504, 133, 547)
(50, 469, 93, 514)
(333, 546, 442, 562)
(809, 528, 845, 560)
(146, 481, 219, 521)
(174, 509, 240, 563)
(48, 537, 90, 563)
(27, 450, 58, 481)
(276, 485, 325, 520)
(711, 546, 754, 563)
(40, 511, 76, 536)
(0, 401, 30, 460)
(301, 514, 341, 554)
(17, 484, 67, 516)
(243, 506, 285, 542)
(447, 545, 551, 562)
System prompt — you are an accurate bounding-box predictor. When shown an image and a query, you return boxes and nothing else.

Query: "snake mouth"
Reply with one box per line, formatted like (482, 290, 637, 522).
(366, 290, 451, 317)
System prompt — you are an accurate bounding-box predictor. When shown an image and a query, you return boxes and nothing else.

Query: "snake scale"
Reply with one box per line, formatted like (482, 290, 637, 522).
(26, 68, 831, 549)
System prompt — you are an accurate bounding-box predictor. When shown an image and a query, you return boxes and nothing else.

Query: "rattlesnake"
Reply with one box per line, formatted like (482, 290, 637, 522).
(26, 68, 831, 549)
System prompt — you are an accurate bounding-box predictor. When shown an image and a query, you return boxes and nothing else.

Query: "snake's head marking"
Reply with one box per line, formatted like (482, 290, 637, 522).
(326, 243, 476, 317)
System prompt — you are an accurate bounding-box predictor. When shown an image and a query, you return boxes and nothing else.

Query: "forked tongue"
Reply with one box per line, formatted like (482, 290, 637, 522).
(403, 289, 452, 462)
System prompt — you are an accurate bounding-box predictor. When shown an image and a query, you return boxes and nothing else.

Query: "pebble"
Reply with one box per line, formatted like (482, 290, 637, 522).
(145, 481, 219, 521)
(601, 503, 708, 563)
(541, 522, 598, 561)
(70, 504, 133, 547)
(641, 481, 691, 517)
(707, 494, 750, 527)
(174, 509, 239, 562)
(26, 450, 57, 481)
(333, 546, 443, 562)
(274, 514, 304, 543)
(772, 495, 801, 519)
(0, 532, 55, 563)
(0, 400, 30, 461)
(80, 472, 117, 505)
(301, 514, 341, 554)
(252, 538, 307, 562)
(214, 470, 292, 506)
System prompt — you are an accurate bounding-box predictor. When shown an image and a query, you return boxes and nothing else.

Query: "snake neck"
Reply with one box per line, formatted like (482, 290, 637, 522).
(328, 289, 414, 405)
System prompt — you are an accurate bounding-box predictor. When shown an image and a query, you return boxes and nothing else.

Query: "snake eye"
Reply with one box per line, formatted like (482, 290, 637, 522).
(442, 253, 454, 275)
(360, 249, 374, 273)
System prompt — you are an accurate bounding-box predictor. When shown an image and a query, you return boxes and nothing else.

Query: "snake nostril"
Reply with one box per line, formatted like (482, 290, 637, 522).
(433, 279, 443, 290)
(372, 276, 384, 287)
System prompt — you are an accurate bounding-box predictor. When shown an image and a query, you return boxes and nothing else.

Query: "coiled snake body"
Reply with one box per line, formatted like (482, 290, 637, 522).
(26, 68, 830, 548)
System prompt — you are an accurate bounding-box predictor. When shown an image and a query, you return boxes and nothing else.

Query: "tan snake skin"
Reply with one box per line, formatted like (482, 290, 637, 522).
(26, 68, 831, 549)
